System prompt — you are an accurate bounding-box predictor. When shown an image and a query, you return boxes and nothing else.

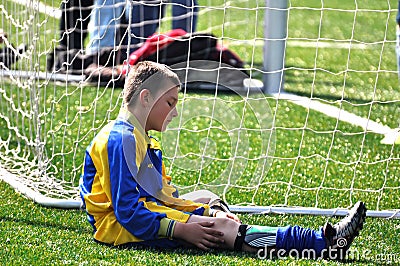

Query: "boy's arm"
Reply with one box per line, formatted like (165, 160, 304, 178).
(158, 182, 211, 216)
(108, 131, 206, 241)
(107, 131, 173, 241)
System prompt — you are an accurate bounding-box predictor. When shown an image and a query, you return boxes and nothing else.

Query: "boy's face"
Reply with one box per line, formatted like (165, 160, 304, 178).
(146, 86, 179, 132)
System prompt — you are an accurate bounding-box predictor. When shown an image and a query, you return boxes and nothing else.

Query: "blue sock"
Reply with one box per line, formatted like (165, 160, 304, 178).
(276, 226, 327, 257)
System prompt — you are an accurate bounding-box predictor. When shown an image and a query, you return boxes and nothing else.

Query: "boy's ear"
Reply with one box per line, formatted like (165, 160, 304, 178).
(139, 89, 151, 107)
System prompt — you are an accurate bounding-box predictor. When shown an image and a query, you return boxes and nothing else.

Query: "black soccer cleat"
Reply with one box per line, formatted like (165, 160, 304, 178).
(322, 201, 367, 260)
(0, 43, 26, 68)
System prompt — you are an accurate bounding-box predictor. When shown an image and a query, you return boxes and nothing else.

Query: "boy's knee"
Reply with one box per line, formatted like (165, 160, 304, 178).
(215, 217, 240, 228)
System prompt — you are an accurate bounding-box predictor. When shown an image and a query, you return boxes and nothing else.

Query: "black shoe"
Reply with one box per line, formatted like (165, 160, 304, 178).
(0, 43, 26, 68)
(48, 45, 91, 75)
(84, 63, 125, 87)
(16, 43, 26, 55)
(323, 201, 367, 260)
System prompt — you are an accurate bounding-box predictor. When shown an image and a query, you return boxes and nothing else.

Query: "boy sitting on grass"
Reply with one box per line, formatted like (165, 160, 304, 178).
(79, 61, 367, 260)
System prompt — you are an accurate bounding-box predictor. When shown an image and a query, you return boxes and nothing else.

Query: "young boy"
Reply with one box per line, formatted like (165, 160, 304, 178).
(79, 61, 367, 260)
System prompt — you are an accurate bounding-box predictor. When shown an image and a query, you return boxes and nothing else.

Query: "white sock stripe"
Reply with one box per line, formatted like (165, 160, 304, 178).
(248, 236, 277, 247)
(248, 239, 276, 247)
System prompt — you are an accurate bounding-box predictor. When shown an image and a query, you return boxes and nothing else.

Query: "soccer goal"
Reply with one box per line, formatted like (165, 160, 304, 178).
(0, 0, 399, 218)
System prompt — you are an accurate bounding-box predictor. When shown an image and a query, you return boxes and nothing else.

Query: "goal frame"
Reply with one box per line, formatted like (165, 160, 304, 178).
(2, 166, 399, 218)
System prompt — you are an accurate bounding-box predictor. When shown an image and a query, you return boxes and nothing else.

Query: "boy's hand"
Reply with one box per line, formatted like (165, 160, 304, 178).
(215, 211, 241, 223)
(173, 221, 224, 251)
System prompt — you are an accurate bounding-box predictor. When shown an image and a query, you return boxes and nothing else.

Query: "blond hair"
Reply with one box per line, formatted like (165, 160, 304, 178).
(123, 61, 180, 106)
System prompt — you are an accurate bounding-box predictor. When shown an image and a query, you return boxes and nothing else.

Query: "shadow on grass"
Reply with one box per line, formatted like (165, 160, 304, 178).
(115, 243, 260, 260)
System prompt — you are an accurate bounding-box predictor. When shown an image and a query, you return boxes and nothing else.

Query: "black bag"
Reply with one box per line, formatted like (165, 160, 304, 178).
(145, 33, 218, 65)
(140, 32, 245, 70)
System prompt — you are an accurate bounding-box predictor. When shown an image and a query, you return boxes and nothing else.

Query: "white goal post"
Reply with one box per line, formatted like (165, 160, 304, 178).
(0, 0, 399, 218)
(1, 166, 398, 218)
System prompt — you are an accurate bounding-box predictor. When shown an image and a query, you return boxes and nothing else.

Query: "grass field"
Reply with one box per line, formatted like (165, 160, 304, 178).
(1, 181, 399, 265)
(1, 0, 400, 265)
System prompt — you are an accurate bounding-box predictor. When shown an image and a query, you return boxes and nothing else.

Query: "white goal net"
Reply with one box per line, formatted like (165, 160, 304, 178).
(0, 0, 399, 218)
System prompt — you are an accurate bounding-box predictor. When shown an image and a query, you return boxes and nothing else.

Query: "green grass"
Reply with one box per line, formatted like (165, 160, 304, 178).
(1, 0, 400, 265)
(1, 181, 399, 265)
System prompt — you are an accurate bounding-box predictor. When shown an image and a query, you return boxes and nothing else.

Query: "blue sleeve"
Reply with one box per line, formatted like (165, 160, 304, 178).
(107, 126, 166, 241)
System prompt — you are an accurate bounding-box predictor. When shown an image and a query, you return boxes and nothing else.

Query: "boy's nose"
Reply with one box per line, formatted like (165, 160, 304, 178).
(171, 107, 178, 117)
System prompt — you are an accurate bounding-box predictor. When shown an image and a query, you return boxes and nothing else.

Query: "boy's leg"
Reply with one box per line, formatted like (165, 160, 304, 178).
(322, 201, 367, 260)
(180, 189, 231, 213)
(236, 201, 367, 260)
(188, 201, 366, 260)
(186, 215, 242, 250)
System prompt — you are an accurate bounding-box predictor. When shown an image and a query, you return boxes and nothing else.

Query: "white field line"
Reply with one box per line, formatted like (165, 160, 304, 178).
(229, 39, 370, 50)
(13, 0, 61, 18)
(272, 92, 400, 144)
(1, 69, 85, 82)
(288, 40, 369, 50)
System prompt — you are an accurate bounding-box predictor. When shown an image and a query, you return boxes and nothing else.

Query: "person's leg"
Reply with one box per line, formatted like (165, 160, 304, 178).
(123, 1, 163, 55)
(172, 0, 198, 33)
(186, 215, 243, 250)
(58, 0, 69, 50)
(59, 0, 92, 50)
(79, 1, 92, 47)
(396, 25, 400, 80)
(180, 189, 220, 204)
(186, 215, 298, 253)
(181, 189, 231, 213)
(86, 0, 125, 55)
(188, 201, 366, 260)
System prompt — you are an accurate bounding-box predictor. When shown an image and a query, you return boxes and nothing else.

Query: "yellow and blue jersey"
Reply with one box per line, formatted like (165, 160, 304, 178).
(79, 109, 210, 246)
